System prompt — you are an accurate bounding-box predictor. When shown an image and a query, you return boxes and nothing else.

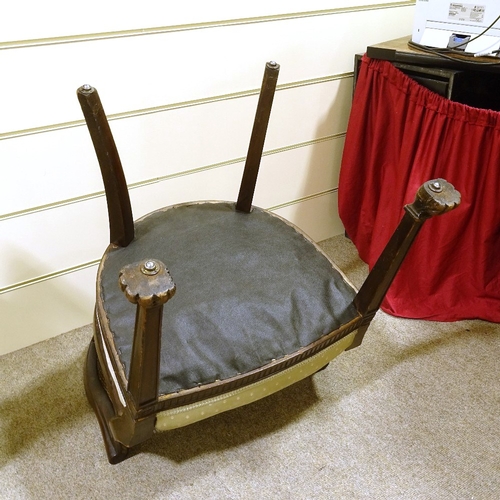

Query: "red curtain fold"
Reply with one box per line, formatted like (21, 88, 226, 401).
(339, 55, 500, 322)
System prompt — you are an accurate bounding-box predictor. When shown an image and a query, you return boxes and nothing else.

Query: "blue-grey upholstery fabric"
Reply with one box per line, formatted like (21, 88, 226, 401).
(100, 202, 358, 395)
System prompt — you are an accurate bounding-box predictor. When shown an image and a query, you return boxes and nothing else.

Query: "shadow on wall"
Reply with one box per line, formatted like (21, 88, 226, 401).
(271, 76, 352, 242)
(0, 244, 95, 355)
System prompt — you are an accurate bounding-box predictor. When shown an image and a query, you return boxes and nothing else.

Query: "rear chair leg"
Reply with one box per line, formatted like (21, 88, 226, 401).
(236, 61, 280, 213)
(77, 85, 135, 247)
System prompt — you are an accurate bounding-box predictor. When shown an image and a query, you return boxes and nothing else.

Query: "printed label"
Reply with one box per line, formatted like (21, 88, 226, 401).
(449, 3, 485, 23)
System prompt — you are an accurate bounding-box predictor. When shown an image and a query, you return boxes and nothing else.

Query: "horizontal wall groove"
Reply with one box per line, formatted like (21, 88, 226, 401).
(0, 72, 353, 141)
(0, 188, 338, 294)
(269, 188, 338, 212)
(1, 2, 415, 50)
(1, 133, 346, 222)
(0, 260, 100, 295)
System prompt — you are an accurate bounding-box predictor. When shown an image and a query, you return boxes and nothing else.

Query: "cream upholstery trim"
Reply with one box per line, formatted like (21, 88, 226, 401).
(155, 331, 355, 431)
(96, 313, 126, 408)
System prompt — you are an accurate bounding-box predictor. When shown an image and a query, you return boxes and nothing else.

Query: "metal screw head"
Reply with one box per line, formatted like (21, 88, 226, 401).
(429, 181, 443, 193)
(141, 260, 160, 275)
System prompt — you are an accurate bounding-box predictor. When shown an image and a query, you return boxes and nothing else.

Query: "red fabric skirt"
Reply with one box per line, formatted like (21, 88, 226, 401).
(339, 55, 500, 322)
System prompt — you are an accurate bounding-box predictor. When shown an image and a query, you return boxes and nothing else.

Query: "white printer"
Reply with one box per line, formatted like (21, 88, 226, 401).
(412, 1, 500, 55)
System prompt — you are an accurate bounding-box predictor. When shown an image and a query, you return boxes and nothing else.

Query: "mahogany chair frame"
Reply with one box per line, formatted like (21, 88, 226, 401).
(77, 62, 460, 463)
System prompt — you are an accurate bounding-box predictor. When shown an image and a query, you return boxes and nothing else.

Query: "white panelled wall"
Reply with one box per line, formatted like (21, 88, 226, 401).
(0, 1, 415, 355)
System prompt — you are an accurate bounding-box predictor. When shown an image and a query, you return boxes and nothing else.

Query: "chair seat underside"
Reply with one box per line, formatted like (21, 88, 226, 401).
(154, 330, 356, 430)
(97, 202, 359, 400)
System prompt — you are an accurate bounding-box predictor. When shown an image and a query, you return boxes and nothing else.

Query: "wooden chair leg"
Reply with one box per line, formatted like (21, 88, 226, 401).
(77, 85, 135, 247)
(236, 61, 280, 213)
(348, 178, 461, 349)
(118, 259, 176, 406)
(96, 259, 176, 452)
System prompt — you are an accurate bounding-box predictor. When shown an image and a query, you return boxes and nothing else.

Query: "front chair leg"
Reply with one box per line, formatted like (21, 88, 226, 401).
(349, 178, 461, 349)
(109, 259, 176, 449)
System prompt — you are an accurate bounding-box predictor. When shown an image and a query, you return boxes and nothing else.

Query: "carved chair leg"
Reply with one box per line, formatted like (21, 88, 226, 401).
(119, 259, 176, 405)
(236, 61, 280, 213)
(102, 259, 176, 450)
(348, 179, 461, 349)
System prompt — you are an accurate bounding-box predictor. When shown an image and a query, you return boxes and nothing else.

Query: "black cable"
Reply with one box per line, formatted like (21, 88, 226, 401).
(447, 12, 500, 50)
(408, 40, 500, 66)
(408, 12, 500, 66)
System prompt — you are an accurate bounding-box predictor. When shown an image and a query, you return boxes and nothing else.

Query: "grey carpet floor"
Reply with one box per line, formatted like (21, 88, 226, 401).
(1, 235, 498, 499)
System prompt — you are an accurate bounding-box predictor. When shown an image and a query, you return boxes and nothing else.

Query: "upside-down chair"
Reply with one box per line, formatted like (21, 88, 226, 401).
(77, 62, 460, 463)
